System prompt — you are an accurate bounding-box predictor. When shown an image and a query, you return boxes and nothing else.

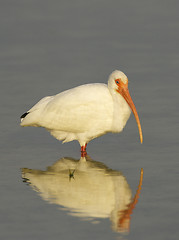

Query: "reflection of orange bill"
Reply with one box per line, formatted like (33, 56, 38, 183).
(118, 168, 144, 232)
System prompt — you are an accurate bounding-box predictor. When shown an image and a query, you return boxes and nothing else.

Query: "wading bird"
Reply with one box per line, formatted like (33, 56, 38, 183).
(20, 70, 143, 155)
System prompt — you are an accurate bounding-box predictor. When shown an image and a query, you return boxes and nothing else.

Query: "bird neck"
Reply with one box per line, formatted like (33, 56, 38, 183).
(110, 92, 131, 132)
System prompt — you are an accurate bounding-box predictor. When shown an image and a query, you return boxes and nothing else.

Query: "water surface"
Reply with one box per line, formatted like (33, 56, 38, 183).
(0, 1, 178, 240)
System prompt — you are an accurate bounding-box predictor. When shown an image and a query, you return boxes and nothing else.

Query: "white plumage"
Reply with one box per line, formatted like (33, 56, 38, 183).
(20, 70, 143, 152)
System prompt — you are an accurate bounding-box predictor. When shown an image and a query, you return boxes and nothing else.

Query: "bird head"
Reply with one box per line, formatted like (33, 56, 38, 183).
(108, 70, 143, 144)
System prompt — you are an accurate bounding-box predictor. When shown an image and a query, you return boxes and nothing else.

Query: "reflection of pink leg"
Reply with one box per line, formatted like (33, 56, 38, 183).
(118, 168, 144, 232)
(81, 143, 87, 157)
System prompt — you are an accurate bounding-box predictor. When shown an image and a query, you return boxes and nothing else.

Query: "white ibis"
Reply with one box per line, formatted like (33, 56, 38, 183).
(20, 70, 143, 154)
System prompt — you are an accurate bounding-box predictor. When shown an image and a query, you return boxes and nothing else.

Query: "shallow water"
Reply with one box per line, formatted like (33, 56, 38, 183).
(0, 1, 179, 240)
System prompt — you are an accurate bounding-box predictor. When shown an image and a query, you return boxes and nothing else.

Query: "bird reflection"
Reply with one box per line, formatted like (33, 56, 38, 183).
(21, 155, 143, 233)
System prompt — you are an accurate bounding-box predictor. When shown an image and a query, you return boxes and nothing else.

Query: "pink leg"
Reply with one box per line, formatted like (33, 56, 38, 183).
(81, 143, 87, 157)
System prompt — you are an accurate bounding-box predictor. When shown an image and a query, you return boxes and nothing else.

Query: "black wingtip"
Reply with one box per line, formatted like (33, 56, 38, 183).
(20, 112, 29, 119)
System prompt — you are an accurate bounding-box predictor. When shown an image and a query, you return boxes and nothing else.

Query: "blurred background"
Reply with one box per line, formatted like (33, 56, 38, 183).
(0, 1, 178, 240)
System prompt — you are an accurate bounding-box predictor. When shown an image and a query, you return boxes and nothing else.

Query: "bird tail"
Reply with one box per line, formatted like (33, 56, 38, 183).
(20, 112, 30, 122)
(20, 111, 39, 127)
(20, 96, 54, 127)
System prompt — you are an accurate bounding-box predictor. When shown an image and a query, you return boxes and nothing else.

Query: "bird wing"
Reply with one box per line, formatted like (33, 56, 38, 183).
(39, 83, 113, 133)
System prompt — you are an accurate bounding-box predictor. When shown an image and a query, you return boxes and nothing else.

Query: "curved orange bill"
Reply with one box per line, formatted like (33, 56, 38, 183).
(117, 84, 143, 143)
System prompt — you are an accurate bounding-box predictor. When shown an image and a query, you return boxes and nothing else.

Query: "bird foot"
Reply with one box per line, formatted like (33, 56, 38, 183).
(81, 144, 87, 157)
(81, 151, 87, 157)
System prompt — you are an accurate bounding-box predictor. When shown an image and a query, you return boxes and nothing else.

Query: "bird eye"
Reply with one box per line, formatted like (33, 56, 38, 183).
(115, 79, 121, 85)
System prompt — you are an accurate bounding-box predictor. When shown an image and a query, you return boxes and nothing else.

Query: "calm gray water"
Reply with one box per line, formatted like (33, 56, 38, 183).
(0, 0, 178, 239)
